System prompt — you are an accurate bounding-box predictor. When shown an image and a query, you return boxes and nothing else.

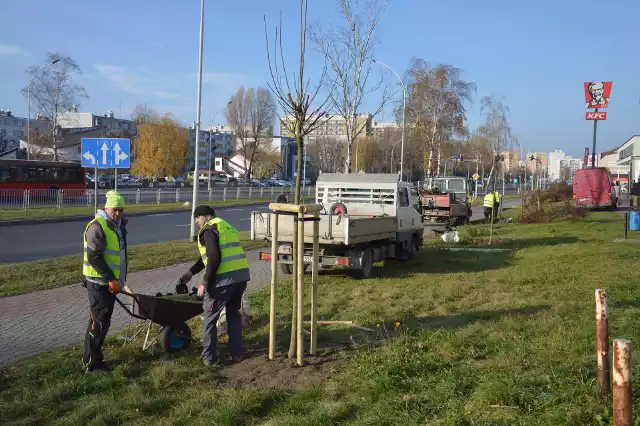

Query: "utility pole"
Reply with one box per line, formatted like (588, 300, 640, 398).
(189, 0, 205, 242)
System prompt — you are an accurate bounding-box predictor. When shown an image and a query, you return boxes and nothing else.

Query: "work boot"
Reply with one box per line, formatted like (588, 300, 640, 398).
(230, 352, 245, 363)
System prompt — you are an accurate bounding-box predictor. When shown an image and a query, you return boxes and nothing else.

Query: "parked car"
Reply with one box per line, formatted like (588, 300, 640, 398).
(573, 167, 617, 209)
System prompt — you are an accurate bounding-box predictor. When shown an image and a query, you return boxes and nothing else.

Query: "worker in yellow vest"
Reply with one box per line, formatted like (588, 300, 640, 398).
(179, 205, 251, 366)
(483, 190, 502, 221)
(82, 190, 128, 373)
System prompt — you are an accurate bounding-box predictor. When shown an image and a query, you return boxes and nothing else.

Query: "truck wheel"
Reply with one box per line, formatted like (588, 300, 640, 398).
(355, 248, 373, 279)
(279, 263, 293, 275)
(160, 322, 192, 353)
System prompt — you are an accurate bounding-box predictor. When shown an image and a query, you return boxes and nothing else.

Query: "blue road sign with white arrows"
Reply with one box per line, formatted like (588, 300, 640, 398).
(81, 138, 131, 169)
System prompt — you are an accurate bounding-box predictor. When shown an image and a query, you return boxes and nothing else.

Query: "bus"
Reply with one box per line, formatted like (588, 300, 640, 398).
(0, 159, 86, 192)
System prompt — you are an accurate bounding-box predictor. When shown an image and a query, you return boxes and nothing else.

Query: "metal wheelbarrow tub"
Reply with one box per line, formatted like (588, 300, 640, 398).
(117, 291, 203, 353)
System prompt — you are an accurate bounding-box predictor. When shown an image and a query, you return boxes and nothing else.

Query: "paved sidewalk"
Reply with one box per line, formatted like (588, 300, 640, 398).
(0, 249, 272, 366)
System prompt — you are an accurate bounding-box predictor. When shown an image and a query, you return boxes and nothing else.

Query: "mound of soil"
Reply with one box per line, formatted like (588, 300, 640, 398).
(217, 351, 343, 391)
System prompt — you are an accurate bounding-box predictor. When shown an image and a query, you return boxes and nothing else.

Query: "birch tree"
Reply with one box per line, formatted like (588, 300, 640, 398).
(265, 0, 331, 359)
(402, 59, 475, 177)
(312, 0, 389, 173)
(21, 53, 88, 161)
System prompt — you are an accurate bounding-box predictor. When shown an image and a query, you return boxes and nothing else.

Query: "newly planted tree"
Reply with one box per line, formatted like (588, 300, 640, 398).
(264, 0, 331, 358)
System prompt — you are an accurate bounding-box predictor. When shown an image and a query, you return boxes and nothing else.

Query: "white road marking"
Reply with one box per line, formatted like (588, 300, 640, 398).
(175, 224, 191, 227)
(240, 218, 251, 220)
(225, 208, 244, 212)
(147, 213, 175, 217)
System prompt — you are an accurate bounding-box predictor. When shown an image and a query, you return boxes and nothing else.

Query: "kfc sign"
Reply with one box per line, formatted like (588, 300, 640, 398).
(586, 111, 607, 120)
(584, 81, 613, 109)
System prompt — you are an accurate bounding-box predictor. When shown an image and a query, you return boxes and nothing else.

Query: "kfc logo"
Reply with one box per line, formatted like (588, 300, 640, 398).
(586, 111, 607, 120)
(584, 81, 613, 109)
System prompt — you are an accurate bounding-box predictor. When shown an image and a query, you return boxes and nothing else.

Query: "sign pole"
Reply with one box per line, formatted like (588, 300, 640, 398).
(94, 166, 98, 214)
(115, 168, 118, 191)
(591, 108, 598, 168)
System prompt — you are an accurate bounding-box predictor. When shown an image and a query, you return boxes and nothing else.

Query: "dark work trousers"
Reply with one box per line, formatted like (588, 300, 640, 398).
(202, 281, 247, 362)
(83, 282, 116, 367)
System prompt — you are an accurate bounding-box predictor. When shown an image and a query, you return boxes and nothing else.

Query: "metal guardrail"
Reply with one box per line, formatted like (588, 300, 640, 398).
(0, 185, 315, 211)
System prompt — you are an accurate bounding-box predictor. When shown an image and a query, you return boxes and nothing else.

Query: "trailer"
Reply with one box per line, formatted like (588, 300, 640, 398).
(419, 177, 472, 225)
(251, 173, 424, 278)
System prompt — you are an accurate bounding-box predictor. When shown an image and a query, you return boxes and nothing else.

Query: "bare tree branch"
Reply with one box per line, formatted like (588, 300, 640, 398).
(311, 0, 390, 172)
(21, 52, 89, 161)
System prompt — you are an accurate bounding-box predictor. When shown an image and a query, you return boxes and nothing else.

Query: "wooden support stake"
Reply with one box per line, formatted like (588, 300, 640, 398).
(268, 213, 279, 360)
(310, 211, 319, 356)
(595, 289, 610, 394)
(624, 212, 628, 240)
(296, 211, 305, 366)
(613, 339, 632, 426)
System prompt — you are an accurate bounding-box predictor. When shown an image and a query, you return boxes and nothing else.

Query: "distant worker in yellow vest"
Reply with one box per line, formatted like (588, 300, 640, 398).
(483, 190, 501, 221)
(82, 190, 128, 373)
(179, 205, 251, 366)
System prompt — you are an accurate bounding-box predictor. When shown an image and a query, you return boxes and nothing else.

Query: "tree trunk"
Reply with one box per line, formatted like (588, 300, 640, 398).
(436, 148, 441, 177)
(288, 126, 304, 359)
(345, 138, 352, 173)
(489, 164, 496, 244)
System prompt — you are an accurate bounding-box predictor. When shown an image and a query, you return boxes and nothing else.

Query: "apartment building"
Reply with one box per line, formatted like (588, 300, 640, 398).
(279, 113, 373, 140)
(0, 109, 27, 141)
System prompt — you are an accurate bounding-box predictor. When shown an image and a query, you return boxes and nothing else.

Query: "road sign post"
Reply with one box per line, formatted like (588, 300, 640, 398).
(81, 138, 131, 211)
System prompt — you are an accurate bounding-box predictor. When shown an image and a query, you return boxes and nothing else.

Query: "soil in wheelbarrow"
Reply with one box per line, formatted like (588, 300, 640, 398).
(217, 350, 344, 391)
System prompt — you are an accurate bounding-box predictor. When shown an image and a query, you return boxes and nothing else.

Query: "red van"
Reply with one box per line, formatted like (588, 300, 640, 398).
(573, 167, 617, 209)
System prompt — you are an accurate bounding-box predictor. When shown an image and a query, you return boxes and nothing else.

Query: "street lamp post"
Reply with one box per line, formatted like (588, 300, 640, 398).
(372, 59, 405, 181)
(189, 0, 206, 242)
(27, 58, 59, 160)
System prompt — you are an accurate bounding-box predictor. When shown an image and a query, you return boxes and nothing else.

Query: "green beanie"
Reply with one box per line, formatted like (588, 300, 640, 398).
(105, 190, 125, 209)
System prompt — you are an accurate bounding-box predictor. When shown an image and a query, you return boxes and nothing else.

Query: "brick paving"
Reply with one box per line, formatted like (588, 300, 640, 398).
(0, 249, 272, 366)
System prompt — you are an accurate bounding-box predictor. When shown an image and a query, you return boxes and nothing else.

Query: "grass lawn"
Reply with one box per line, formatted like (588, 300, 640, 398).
(0, 232, 265, 298)
(2, 211, 640, 425)
(0, 199, 274, 222)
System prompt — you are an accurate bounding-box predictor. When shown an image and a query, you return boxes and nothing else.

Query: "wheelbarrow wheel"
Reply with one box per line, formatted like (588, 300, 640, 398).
(160, 322, 192, 353)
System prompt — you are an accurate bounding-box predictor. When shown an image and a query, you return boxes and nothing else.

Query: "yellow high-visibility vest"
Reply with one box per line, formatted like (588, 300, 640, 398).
(483, 193, 495, 208)
(83, 217, 121, 281)
(198, 217, 250, 287)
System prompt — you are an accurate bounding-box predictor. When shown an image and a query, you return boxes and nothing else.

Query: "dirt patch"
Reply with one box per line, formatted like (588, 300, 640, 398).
(217, 350, 344, 391)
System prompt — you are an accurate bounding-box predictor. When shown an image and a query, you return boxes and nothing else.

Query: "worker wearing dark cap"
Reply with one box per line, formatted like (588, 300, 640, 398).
(179, 205, 250, 366)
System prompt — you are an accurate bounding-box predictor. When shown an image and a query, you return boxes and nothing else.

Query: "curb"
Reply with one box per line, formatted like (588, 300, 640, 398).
(0, 201, 269, 227)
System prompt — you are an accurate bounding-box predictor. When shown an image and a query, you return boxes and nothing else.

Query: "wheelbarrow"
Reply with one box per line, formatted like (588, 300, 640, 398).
(116, 288, 203, 354)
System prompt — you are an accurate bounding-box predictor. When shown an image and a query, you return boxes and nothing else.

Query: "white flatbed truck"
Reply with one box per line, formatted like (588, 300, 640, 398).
(250, 173, 424, 278)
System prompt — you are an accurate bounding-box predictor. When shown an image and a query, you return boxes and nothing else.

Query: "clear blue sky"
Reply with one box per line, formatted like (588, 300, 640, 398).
(1, 0, 639, 157)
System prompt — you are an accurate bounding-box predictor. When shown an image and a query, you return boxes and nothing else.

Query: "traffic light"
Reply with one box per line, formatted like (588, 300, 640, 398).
(459, 154, 464, 161)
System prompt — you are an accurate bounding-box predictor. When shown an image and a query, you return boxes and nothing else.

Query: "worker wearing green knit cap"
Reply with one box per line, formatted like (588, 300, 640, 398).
(81, 190, 129, 373)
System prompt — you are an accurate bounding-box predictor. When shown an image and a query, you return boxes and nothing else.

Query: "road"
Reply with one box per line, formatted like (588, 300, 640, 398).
(0, 199, 520, 264)
(0, 204, 272, 264)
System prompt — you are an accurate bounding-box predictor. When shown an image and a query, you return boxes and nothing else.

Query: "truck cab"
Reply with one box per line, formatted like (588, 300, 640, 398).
(419, 177, 472, 224)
